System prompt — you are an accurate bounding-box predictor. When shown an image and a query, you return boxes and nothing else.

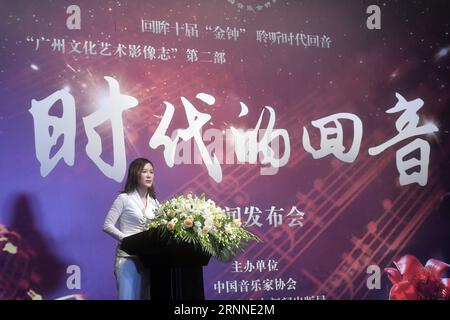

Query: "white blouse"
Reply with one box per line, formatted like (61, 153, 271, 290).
(103, 190, 159, 257)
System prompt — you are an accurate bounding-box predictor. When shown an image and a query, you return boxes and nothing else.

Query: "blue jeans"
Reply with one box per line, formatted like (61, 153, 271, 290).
(114, 257, 150, 300)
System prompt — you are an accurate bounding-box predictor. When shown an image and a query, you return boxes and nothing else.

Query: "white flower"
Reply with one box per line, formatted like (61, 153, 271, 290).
(204, 218, 213, 227)
(202, 212, 212, 221)
(194, 221, 202, 228)
(225, 224, 233, 234)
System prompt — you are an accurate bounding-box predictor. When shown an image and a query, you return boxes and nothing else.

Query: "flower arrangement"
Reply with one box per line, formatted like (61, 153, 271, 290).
(385, 254, 450, 300)
(145, 193, 260, 261)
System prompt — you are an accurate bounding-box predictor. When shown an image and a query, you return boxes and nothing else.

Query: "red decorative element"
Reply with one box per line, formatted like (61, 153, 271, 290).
(385, 254, 450, 300)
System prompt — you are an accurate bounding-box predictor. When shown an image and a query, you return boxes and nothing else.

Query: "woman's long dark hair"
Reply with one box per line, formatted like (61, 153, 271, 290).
(121, 158, 156, 199)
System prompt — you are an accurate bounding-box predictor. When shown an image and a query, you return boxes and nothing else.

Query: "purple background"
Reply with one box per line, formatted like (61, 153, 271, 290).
(1, 0, 449, 300)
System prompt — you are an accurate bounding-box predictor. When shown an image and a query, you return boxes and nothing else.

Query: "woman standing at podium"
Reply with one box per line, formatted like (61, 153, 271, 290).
(103, 157, 159, 300)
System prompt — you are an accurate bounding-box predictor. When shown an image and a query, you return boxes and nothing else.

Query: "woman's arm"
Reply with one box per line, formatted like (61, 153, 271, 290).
(103, 194, 127, 241)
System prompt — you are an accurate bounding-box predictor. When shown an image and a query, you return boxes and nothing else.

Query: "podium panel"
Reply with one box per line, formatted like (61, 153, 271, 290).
(120, 229, 211, 300)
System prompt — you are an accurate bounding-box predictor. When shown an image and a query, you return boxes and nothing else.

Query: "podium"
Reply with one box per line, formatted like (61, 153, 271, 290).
(120, 229, 211, 300)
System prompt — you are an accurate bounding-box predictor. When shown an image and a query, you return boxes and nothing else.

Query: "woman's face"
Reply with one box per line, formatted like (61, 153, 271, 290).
(138, 163, 154, 190)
